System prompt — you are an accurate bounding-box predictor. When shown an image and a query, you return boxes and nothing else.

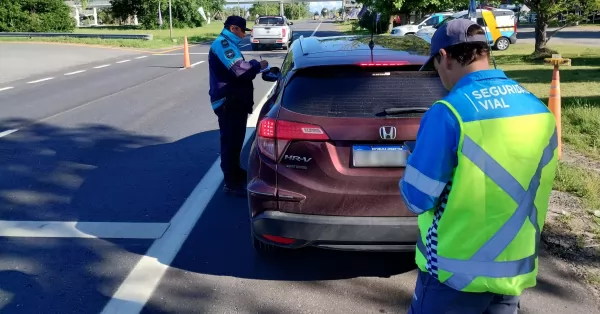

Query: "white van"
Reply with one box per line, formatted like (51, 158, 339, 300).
(390, 12, 453, 37)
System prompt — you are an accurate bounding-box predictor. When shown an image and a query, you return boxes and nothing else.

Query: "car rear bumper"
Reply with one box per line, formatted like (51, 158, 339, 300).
(252, 211, 419, 252)
(251, 38, 286, 45)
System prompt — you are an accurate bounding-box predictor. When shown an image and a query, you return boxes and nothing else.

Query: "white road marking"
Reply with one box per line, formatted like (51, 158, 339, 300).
(0, 87, 14, 92)
(135, 55, 148, 59)
(27, 77, 54, 84)
(190, 60, 205, 67)
(116, 59, 131, 63)
(153, 52, 209, 56)
(64, 70, 86, 76)
(311, 21, 323, 37)
(94, 64, 111, 69)
(0, 129, 18, 138)
(100, 83, 277, 314)
(0, 221, 170, 239)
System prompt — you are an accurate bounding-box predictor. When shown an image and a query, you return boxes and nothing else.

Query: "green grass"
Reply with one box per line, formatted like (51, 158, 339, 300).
(0, 22, 249, 49)
(554, 162, 600, 210)
(335, 20, 370, 35)
(496, 44, 600, 211)
(496, 44, 600, 159)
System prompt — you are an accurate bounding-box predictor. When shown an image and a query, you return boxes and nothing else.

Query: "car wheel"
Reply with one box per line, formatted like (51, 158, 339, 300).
(251, 43, 259, 51)
(252, 234, 281, 254)
(282, 44, 288, 50)
(494, 37, 510, 51)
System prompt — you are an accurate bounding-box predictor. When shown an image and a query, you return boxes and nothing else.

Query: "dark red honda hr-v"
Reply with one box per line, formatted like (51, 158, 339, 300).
(247, 34, 447, 253)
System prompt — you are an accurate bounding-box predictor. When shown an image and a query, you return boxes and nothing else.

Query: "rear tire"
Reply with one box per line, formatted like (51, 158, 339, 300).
(252, 235, 281, 254)
(494, 37, 510, 51)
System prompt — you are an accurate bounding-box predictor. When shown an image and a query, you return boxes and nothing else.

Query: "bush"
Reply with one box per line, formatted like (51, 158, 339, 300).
(358, 10, 390, 34)
(0, 0, 75, 32)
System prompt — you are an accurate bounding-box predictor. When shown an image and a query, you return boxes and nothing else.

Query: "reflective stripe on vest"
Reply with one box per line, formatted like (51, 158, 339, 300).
(417, 127, 558, 290)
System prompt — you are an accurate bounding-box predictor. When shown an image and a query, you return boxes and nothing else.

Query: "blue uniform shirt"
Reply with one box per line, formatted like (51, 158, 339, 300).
(400, 69, 525, 214)
(208, 29, 262, 111)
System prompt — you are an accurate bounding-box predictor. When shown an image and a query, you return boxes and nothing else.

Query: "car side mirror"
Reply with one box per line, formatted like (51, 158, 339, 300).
(288, 21, 293, 25)
(262, 66, 281, 82)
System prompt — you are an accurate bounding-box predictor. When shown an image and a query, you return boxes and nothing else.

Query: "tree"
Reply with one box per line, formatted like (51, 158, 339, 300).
(110, 0, 224, 29)
(523, 0, 591, 54)
(321, 8, 328, 18)
(0, 0, 76, 32)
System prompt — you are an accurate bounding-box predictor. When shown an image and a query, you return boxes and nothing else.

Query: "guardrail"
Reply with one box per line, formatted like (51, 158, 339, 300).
(0, 32, 152, 40)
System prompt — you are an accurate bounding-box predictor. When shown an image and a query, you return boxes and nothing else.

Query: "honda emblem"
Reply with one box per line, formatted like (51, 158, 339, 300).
(379, 126, 397, 140)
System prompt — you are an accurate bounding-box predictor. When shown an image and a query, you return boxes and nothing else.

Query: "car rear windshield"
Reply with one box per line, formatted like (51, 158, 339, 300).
(282, 66, 448, 118)
(258, 17, 284, 25)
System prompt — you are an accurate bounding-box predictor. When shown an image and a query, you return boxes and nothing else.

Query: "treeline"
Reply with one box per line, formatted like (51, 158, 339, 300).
(0, 0, 75, 32)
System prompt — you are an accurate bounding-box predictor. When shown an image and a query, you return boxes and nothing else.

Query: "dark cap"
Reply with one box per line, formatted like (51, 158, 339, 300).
(421, 19, 488, 71)
(224, 16, 251, 32)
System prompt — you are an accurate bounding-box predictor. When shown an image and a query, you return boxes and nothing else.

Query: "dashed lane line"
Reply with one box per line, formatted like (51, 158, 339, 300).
(100, 83, 277, 314)
(135, 55, 148, 59)
(64, 70, 86, 76)
(27, 77, 54, 84)
(116, 59, 131, 63)
(190, 60, 205, 67)
(0, 221, 171, 239)
(94, 64, 111, 69)
(0, 87, 14, 92)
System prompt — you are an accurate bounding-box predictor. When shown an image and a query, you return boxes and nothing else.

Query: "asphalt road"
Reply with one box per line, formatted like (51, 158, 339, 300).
(517, 25, 600, 46)
(0, 20, 599, 314)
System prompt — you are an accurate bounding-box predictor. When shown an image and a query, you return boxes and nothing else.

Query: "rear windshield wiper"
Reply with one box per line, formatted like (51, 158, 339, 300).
(381, 107, 429, 115)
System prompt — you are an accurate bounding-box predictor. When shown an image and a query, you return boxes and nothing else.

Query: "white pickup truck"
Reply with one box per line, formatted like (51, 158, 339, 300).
(250, 16, 294, 51)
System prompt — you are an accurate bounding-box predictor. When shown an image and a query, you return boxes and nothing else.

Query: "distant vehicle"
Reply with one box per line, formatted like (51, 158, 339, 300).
(390, 12, 453, 36)
(313, 14, 320, 20)
(251, 16, 293, 51)
(416, 8, 517, 51)
(248, 34, 447, 254)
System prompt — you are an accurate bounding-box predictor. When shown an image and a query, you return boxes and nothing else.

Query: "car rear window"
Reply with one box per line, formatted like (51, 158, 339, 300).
(258, 17, 284, 25)
(282, 67, 448, 118)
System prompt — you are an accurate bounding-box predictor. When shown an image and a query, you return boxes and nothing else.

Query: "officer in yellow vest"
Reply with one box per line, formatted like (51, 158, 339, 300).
(400, 19, 558, 313)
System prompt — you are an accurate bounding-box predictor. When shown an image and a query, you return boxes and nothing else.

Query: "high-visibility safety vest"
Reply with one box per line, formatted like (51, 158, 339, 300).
(415, 70, 559, 296)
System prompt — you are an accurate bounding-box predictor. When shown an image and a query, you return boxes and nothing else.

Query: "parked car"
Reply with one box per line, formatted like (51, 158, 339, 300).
(416, 8, 517, 51)
(247, 34, 448, 254)
(251, 15, 294, 51)
(390, 12, 453, 36)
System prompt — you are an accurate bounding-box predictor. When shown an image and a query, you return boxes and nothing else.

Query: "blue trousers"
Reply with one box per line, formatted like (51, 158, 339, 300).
(409, 271, 520, 314)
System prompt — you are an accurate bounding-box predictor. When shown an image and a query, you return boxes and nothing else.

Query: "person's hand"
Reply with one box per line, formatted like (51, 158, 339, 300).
(260, 60, 269, 70)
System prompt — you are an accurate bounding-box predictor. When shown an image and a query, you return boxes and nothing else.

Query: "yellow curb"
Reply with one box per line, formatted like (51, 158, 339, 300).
(154, 44, 199, 54)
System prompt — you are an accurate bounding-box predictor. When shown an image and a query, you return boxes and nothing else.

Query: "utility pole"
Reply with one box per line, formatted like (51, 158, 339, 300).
(168, 0, 173, 39)
(238, 0, 240, 16)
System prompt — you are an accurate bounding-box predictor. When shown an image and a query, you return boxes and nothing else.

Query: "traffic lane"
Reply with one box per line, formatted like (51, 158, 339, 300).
(517, 26, 600, 46)
(186, 20, 342, 54)
(142, 138, 417, 314)
(0, 53, 187, 125)
(0, 42, 149, 85)
(0, 53, 285, 223)
(0, 237, 153, 314)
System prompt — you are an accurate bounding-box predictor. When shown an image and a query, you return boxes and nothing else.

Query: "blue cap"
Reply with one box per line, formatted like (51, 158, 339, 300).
(420, 19, 488, 71)
(224, 16, 251, 32)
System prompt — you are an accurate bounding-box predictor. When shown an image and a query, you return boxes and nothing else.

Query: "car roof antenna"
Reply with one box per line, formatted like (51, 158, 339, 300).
(368, 8, 375, 63)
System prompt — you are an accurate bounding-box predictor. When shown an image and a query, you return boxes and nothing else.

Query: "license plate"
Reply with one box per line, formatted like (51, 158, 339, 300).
(352, 145, 408, 168)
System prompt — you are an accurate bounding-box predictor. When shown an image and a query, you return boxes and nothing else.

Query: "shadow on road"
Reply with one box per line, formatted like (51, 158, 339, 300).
(0, 118, 222, 222)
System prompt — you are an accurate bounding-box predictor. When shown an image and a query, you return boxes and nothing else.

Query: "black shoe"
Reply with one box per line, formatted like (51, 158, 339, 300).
(223, 183, 247, 197)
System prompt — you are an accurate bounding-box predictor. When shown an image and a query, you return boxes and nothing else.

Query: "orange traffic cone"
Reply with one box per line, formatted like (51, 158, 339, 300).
(183, 36, 191, 69)
(548, 65, 562, 160)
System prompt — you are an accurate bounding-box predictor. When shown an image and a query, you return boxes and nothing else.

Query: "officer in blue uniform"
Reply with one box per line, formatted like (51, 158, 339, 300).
(209, 16, 268, 196)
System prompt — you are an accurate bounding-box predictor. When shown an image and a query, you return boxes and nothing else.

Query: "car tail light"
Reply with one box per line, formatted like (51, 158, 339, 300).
(281, 28, 286, 38)
(514, 19, 517, 33)
(257, 118, 329, 161)
(358, 61, 411, 66)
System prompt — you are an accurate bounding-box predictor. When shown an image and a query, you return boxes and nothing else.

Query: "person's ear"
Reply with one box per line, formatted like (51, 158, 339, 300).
(438, 48, 453, 71)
